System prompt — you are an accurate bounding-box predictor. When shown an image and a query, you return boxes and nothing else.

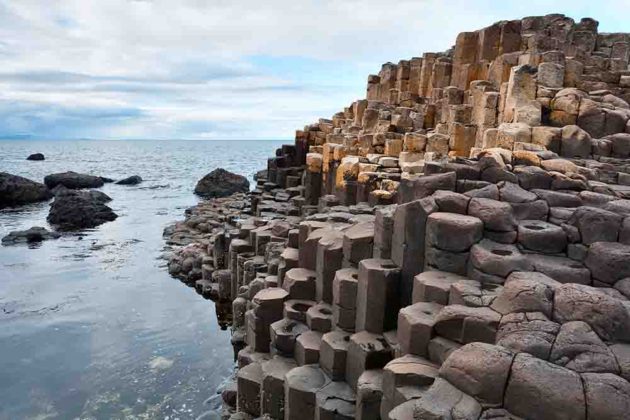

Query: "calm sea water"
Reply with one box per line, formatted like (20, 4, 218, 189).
(0, 139, 283, 420)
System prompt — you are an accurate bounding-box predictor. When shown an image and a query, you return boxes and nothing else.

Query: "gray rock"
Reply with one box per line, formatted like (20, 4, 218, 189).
(47, 189, 117, 230)
(470, 239, 532, 278)
(0, 172, 52, 208)
(585, 242, 630, 285)
(434, 304, 501, 344)
(553, 283, 630, 342)
(504, 353, 585, 420)
(439, 343, 514, 406)
(549, 321, 619, 373)
(426, 212, 483, 252)
(497, 312, 560, 360)
(44, 171, 105, 189)
(526, 254, 591, 285)
(194, 168, 249, 198)
(26, 153, 45, 161)
(468, 198, 517, 232)
(115, 175, 143, 185)
(517, 220, 567, 253)
(582, 372, 630, 420)
(1, 226, 60, 245)
(491, 276, 555, 317)
(569, 206, 622, 244)
(412, 378, 481, 420)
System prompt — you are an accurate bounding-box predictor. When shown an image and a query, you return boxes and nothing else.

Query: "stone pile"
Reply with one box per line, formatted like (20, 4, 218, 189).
(164, 14, 630, 420)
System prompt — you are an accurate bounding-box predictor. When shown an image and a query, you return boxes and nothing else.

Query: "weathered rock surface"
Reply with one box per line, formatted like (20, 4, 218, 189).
(1, 226, 61, 245)
(0, 172, 52, 208)
(194, 168, 249, 198)
(44, 171, 105, 189)
(115, 175, 143, 185)
(26, 153, 45, 161)
(47, 189, 117, 229)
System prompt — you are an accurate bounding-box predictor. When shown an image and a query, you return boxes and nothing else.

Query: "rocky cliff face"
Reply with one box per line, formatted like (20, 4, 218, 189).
(166, 14, 630, 420)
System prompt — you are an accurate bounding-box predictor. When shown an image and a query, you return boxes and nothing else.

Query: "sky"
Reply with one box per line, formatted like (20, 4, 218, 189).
(0, 0, 626, 140)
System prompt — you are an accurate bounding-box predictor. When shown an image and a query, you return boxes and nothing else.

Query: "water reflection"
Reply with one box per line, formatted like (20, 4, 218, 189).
(0, 139, 283, 419)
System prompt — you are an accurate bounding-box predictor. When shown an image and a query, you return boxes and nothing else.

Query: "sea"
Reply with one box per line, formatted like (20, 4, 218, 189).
(0, 139, 284, 420)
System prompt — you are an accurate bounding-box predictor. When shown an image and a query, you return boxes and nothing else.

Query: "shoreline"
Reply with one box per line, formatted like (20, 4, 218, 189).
(164, 12, 630, 420)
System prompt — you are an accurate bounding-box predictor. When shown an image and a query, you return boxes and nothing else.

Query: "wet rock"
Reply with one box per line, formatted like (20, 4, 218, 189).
(0, 172, 52, 208)
(44, 171, 105, 189)
(26, 153, 45, 161)
(115, 175, 143, 185)
(47, 189, 117, 230)
(1, 226, 61, 245)
(194, 168, 250, 198)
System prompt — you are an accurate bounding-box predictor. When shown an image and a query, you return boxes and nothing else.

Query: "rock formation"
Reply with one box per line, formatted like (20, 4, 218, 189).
(26, 153, 45, 161)
(44, 171, 105, 189)
(165, 14, 630, 420)
(115, 175, 143, 185)
(1, 226, 61, 245)
(47, 189, 117, 230)
(195, 168, 250, 198)
(0, 172, 53, 208)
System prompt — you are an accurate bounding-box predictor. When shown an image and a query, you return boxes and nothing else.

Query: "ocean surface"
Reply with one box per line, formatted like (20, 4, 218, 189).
(0, 139, 284, 420)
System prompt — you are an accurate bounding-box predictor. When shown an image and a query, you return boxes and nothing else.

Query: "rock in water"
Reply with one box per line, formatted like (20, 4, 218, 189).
(194, 168, 249, 198)
(2, 226, 61, 245)
(115, 175, 143, 185)
(44, 171, 105, 189)
(47, 189, 117, 230)
(0, 172, 53, 209)
(26, 153, 45, 161)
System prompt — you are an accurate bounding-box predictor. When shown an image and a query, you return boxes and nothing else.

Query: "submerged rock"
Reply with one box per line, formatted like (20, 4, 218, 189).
(26, 153, 45, 161)
(115, 175, 143, 185)
(1, 226, 61, 245)
(47, 189, 117, 229)
(44, 171, 105, 189)
(194, 168, 249, 198)
(0, 172, 53, 209)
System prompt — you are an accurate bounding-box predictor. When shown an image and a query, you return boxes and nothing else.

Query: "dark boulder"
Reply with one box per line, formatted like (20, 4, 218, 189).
(47, 189, 117, 230)
(194, 168, 249, 198)
(115, 175, 143, 185)
(0, 172, 53, 209)
(26, 153, 45, 161)
(2, 226, 61, 245)
(44, 171, 105, 189)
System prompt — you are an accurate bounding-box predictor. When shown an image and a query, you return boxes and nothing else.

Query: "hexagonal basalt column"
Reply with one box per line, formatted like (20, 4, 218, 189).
(355, 259, 401, 334)
(346, 331, 394, 390)
(319, 329, 351, 380)
(236, 361, 262, 417)
(397, 302, 443, 357)
(306, 302, 334, 332)
(283, 268, 317, 300)
(316, 230, 344, 303)
(270, 318, 309, 355)
(261, 356, 297, 419)
(333, 268, 358, 331)
(284, 365, 329, 420)
(295, 330, 323, 366)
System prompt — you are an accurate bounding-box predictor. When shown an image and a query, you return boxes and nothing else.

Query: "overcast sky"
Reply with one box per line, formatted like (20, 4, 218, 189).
(0, 0, 626, 140)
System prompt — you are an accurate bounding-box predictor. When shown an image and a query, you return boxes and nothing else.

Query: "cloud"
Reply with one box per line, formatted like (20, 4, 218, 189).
(0, 0, 624, 139)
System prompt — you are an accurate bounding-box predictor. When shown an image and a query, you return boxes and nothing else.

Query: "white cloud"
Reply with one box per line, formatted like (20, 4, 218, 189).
(0, 0, 623, 139)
